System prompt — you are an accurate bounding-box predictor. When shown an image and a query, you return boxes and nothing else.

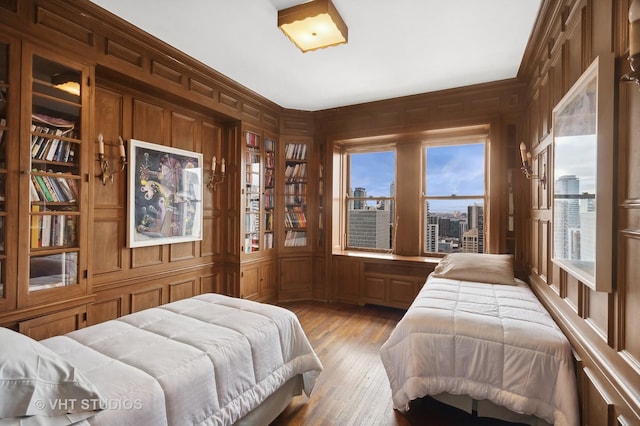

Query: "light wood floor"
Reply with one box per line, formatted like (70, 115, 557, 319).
(272, 301, 525, 426)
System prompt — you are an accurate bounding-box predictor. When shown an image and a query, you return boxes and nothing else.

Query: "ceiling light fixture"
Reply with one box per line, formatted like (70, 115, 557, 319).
(278, 0, 348, 53)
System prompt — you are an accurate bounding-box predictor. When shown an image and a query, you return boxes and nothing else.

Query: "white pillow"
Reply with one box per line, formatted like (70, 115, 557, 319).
(432, 253, 516, 285)
(0, 327, 103, 424)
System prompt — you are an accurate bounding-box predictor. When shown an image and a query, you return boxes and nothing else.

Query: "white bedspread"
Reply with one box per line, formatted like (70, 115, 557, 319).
(380, 276, 579, 426)
(40, 293, 323, 425)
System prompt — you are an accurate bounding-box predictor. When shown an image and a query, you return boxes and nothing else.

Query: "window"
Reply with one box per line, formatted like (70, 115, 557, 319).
(345, 150, 395, 251)
(423, 142, 486, 254)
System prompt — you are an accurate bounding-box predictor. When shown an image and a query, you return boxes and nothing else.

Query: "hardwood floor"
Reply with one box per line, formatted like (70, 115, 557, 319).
(272, 301, 526, 426)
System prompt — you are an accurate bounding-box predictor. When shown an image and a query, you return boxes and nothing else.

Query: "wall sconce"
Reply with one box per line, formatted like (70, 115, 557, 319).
(622, 0, 640, 85)
(278, 0, 348, 52)
(97, 133, 127, 185)
(207, 155, 226, 191)
(520, 142, 547, 189)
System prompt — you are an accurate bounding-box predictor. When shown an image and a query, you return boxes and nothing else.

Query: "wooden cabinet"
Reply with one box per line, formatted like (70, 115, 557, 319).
(241, 129, 277, 256)
(0, 38, 91, 331)
(240, 259, 276, 303)
(282, 140, 309, 249)
(333, 254, 436, 308)
(19, 44, 90, 308)
(238, 128, 278, 303)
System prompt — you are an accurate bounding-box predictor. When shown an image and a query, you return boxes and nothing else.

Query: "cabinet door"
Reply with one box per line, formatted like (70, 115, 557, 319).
(283, 142, 308, 248)
(240, 263, 259, 300)
(259, 259, 276, 301)
(243, 130, 261, 255)
(0, 36, 16, 310)
(19, 45, 89, 306)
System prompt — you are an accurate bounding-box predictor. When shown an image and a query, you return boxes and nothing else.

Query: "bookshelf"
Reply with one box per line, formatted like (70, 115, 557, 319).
(264, 137, 276, 250)
(20, 46, 88, 301)
(0, 40, 7, 301)
(244, 130, 261, 254)
(283, 142, 308, 248)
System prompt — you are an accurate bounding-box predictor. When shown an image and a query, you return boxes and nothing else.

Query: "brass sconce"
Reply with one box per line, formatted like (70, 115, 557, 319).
(519, 142, 547, 189)
(622, 0, 640, 85)
(97, 133, 127, 185)
(207, 155, 226, 191)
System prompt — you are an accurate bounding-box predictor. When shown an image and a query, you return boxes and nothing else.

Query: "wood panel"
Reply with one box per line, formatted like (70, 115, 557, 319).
(92, 218, 123, 274)
(279, 256, 313, 300)
(240, 263, 259, 299)
(18, 306, 86, 340)
(201, 272, 222, 295)
(333, 256, 361, 304)
(168, 279, 196, 302)
(87, 296, 122, 325)
(130, 286, 163, 313)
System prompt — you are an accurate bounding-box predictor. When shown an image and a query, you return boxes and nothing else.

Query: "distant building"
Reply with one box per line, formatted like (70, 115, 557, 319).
(461, 228, 479, 253)
(467, 203, 484, 253)
(554, 175, 581, 260)
(348, 209, 391, 249)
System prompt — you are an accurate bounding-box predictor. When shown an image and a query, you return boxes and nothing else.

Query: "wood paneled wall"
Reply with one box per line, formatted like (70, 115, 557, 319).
(90, 82, 228, 325)
(520, 0, 640, 423)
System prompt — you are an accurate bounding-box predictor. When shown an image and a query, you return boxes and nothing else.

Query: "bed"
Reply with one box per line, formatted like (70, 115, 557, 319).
(380, 253, 579, 426)
(0, 293, 323, 425)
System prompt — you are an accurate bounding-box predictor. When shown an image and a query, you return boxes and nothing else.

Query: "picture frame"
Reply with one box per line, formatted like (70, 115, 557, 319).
(551, 54, 614, 292)
(127, 139, 203, 248)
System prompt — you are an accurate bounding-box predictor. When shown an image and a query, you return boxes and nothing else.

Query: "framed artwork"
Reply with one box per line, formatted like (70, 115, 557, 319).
(128, 139, 203, 248)
(552, 54, 614, 292)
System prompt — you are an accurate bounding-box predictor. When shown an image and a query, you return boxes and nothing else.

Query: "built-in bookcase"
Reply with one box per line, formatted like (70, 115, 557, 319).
(283, 142, 308, 247)
(0, 40, 8, 301)
(18, 44, 89, 306)
(242, 130, 277, 256)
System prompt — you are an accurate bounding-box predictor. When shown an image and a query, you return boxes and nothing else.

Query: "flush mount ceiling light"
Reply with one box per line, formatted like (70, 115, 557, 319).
(278, 0, 348, 53)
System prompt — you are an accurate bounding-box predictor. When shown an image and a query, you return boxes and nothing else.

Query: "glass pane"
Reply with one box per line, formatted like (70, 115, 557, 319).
(424, 199, 484, 253)
(29, 252, 78, 292)
(347, 200, 393, 250)
(349, 151, 395, 197)
(425, 143, 485, 196)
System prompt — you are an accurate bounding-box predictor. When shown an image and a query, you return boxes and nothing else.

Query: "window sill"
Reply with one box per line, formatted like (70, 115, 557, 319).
(332, 250, 441, 265)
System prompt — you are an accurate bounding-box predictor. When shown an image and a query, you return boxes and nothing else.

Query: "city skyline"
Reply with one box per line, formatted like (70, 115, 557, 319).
(349, 143, 485, 212)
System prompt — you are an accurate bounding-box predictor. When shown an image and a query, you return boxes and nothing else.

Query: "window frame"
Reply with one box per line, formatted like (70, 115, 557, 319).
(421, 135, 488, 255)
(344, 145, 397, 253)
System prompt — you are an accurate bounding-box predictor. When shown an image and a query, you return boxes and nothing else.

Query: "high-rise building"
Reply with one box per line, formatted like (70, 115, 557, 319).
(554, 175, 581, 260)
(352, 187, 366, 210)
(348, 209, 391, 249)
(467, 203, 484, 253)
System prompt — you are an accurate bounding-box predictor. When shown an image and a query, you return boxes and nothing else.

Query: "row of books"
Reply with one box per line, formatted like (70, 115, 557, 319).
(265, 212, 273, 231)
(264, 189, 274, 209)
(264, 232, 274, 250)
(285, 208, 307, 228)
(246, 131, 259, 148)
(285, 143, 307, 160)
(265, 151, 275, 169)
(0, 117, 6, 149)
(264, 168, 274, 187)
(264, 138, 275, 153)
(244, 213, 259, 233)
(244, 235, 259, 253)
(284, 163, 307, 181)
(31, 113, 77, 163)
(30, 211, 76, 248)
(284, 231, 307, 247)
(30, 173, 78, 203)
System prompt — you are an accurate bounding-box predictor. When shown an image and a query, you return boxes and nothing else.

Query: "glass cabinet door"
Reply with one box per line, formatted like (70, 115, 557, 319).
(0, 40, 8, 300)
(264, 137, 275, 250)
(244, 131, 261, 254)
(27, 52, 83, 293)
(283, 142, 308, 247)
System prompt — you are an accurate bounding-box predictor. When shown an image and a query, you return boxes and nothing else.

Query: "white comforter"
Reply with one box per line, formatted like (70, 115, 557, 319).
(380, 276, 579, 426)
(41, 293, 323, 425)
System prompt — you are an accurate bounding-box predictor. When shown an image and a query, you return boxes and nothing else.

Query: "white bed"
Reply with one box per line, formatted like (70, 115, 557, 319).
(0, 293, 323, 425)
(380, 253, 579, 426)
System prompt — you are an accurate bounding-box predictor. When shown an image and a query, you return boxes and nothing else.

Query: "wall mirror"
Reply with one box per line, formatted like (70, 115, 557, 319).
(552, 54, 614, 292)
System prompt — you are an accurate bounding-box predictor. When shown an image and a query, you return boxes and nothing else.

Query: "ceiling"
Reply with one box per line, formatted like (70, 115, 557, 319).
(88, 0, 542, 112)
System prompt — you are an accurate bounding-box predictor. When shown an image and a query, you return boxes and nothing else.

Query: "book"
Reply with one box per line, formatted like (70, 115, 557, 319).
(55, 176, 75, 202)
(33, 173, 54, 202)
(30, 205, 41, 248)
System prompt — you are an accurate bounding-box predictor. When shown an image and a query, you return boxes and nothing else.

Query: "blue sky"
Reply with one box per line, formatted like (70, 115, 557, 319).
(350, 143, 485, 213)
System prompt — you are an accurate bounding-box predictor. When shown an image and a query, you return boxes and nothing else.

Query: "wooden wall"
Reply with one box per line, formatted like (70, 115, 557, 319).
(520, 0, 640, 423)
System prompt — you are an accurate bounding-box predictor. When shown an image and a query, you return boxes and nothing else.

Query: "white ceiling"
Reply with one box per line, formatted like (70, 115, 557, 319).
(88, 0, 542, 112)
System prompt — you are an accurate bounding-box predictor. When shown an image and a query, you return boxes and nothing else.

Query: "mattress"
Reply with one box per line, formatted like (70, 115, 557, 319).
(380, 275, 579, 426)
(40, 293, 324, 425)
